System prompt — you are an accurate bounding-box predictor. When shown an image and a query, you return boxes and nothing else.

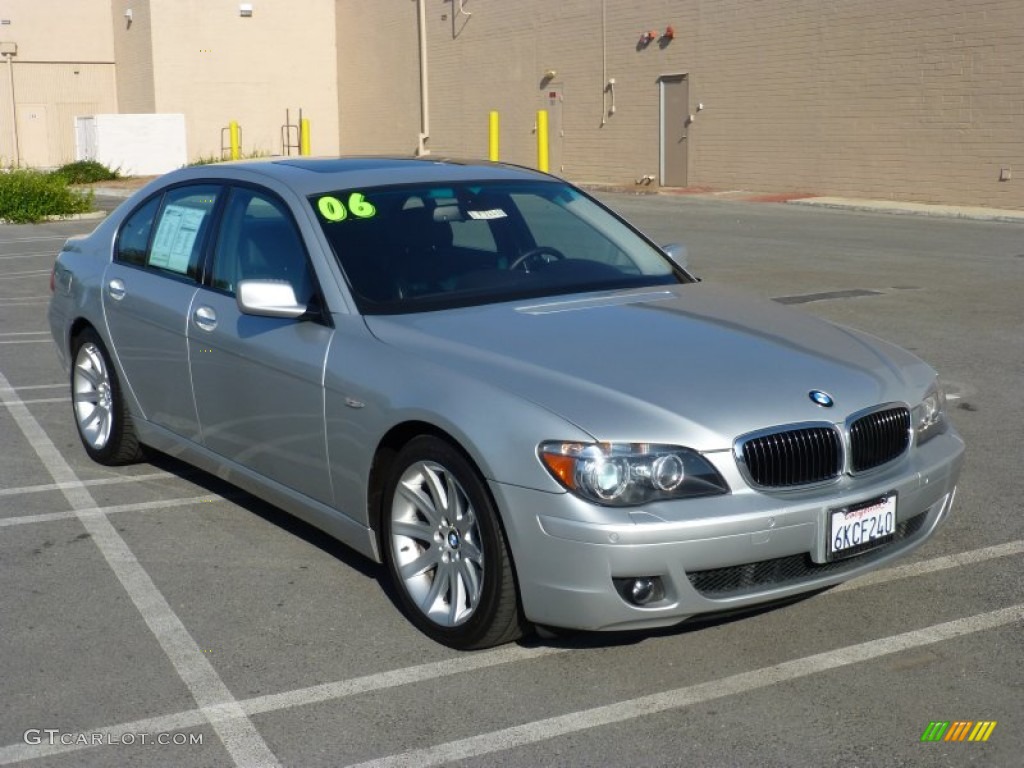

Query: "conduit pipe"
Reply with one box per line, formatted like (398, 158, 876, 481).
(416, 0, 430, 155)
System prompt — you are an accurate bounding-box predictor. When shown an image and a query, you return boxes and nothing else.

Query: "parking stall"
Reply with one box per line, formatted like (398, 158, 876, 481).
(1, 198, 1021, 768)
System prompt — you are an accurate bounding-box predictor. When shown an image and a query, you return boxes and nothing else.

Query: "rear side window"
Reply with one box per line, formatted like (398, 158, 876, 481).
(147, 186, 220, 279)
(116, 196, 161, 266)
(115, 185, 220, 279)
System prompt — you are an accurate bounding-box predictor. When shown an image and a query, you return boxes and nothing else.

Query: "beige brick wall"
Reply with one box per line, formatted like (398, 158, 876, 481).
(341, 0, 1024, 209)
(111, 0, 156, 113)
(146, 0, 341, 161)
(335, 2, 422, 155)
(0, 0, 116, 166)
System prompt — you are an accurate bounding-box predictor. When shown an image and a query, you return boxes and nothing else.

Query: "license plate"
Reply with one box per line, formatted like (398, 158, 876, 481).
(828, 493, 897, 560)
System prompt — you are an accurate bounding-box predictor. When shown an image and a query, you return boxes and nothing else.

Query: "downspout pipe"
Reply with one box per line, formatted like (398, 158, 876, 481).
(416, 0, 430, 156)
(4, 52, 19, 166)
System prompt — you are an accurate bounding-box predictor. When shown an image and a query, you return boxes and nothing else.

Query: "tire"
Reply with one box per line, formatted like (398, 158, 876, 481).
(382, 436, 524, 649)
(70, 328, 144, 465)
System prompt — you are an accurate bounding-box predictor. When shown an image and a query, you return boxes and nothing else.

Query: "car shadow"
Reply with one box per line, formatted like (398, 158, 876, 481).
(145, 450, 383, 581)
(517, 589, 832, 651)
(145, 449, 831, 650)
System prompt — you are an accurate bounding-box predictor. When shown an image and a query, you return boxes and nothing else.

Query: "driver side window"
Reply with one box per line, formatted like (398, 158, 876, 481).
(211, 188, 315, 304)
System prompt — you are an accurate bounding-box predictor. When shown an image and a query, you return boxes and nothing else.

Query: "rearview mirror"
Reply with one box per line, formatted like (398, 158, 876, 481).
(236, 280, 307, 319)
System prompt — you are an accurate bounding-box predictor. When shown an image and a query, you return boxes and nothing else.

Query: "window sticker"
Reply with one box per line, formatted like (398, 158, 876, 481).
(467, 209, 508, 220)
(317, 192, 377, 222)
(149, 205, 206, 274)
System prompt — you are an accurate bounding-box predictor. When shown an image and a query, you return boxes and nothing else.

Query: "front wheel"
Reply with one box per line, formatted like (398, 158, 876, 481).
(70, 328, 144, 465)
(382, 436, 523, 649)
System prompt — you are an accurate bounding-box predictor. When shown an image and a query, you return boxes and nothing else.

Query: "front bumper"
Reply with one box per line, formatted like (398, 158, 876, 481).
(492, 428, 965, 632)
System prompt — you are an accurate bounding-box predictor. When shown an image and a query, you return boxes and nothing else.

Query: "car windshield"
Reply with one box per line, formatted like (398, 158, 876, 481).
(310, 180, 687, 314)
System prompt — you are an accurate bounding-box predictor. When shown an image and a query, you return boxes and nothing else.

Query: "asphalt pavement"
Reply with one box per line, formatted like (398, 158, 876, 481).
(1, 193, 1021, 767)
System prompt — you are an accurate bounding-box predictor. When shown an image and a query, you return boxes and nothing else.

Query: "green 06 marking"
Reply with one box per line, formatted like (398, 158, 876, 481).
(318, 196, 347, 221)
(317, 193, 376, 222)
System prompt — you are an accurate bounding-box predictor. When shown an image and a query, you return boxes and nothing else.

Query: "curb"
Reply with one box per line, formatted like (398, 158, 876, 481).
(787, 198, 1024, 223)
(0, 210, 107, 225)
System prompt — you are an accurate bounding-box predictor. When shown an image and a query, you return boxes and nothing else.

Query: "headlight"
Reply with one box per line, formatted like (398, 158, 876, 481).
(538, 442, 729, 507)
(912, 379, 948, 445)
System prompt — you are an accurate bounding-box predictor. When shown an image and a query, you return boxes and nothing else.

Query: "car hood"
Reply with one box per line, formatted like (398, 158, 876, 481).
(364, 284, 934, 451)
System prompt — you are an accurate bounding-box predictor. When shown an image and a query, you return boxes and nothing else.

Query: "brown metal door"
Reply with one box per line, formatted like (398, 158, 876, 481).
(660, 75, 688, 187)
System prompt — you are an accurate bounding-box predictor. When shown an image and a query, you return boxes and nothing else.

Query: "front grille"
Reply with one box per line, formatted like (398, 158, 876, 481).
(686, 512, 928, 598)
(738, 426, 842, 488)
(850, 406, 910, 472)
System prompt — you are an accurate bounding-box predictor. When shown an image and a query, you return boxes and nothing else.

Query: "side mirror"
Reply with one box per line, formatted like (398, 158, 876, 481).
(236, 280, 307, 319)
(661, 242, 689, 270)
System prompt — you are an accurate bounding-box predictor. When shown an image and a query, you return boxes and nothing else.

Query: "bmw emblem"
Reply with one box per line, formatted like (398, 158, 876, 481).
(447, 530, 461, 549)
(809, 390, 834, 408)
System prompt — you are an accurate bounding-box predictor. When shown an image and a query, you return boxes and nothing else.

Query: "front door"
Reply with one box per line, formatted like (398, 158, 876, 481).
(659, 75, 688, 187)
(189, 185, 334, 505)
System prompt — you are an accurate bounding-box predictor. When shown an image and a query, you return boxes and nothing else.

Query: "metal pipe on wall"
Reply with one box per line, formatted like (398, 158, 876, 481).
(416, 0, 430, 156)
(3, 52, 19, 165)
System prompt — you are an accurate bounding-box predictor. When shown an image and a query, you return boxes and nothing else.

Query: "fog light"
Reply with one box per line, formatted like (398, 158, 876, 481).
(613, 576, 665, 606)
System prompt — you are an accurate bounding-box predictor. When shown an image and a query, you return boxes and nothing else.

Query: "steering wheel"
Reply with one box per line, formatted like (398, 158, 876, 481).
(509, 246, 567, 272)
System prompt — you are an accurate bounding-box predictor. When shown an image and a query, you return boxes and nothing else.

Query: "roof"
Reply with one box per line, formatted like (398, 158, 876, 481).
(166, 156, 553, 196)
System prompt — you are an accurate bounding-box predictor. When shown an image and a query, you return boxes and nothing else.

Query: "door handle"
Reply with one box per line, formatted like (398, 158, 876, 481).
(193, 305, 217, 332)
(107, 278, 126, 301)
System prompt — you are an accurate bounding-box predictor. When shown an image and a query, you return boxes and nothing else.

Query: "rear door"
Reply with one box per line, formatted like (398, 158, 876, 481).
(189, 185, 335, 505)
(103, 184, 222, 439)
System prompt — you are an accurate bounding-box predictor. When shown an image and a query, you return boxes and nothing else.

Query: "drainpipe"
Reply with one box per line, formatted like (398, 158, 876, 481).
(416, 0, 430, 156)
(2, 45, 18, 165)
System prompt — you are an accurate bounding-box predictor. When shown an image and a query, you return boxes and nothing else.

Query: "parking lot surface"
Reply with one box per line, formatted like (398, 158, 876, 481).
(1, 194, 1021, 767)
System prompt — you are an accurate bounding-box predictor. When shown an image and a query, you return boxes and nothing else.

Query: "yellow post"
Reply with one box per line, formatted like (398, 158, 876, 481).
(300, 118, 311, 156)
(536, 110, 549, 172)
(229, 120, 240, 160)
(488, 111, 499, 161)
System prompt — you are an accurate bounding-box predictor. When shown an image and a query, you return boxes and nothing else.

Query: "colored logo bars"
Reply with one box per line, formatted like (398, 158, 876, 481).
(920, 721, 997, 742)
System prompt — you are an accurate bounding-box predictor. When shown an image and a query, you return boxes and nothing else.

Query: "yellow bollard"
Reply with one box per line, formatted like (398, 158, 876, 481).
(229, 121, 240, 160)
(300, 118, 311, 156)
(488, 111, 499, 162)
(536, 110, 549, 173)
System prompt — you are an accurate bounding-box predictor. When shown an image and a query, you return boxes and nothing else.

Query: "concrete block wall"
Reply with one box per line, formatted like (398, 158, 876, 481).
(337, 0, 1023, 209)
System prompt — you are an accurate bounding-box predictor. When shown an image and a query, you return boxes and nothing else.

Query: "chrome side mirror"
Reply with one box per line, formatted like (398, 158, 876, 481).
(661, 242, 689, 270)
(236, 280, 307, 319)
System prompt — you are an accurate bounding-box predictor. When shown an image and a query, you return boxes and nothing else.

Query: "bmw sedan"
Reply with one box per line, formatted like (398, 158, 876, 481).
(48, 157, 965, 649)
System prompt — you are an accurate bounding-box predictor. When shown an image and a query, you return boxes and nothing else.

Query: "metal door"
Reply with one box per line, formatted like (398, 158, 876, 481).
(16, 103, 48, 166)
(543, 84, 564, 176)
(659, 75, 688, 187)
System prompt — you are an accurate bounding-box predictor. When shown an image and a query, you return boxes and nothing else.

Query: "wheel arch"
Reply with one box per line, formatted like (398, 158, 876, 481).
(367, 421, 519, 579)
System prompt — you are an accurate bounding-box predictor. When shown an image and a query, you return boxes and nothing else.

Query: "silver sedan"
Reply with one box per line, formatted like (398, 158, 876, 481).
(48, 158, 964, 649)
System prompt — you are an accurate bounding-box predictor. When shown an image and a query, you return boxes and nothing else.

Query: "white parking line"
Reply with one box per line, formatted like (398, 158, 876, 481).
(0, 382, 64, 390)
(0, 372, 280, 768)
(345, 603, 1024, 768)
(0, 470, 185, 497)
(0, 270, 51, 280)
(0, 539, 1019, 765)
(0, 495, 226, 528)
(0, 339, 52, 345)
(0, 235, 68, 242)
(0, 256, 59, 264)
(1, 395, 68, 404)
(835, 540, 1024, 591)
(0, 331, 50, 337)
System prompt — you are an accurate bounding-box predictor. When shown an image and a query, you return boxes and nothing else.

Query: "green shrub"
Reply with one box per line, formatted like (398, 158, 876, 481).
(52, 160, 120, 184)
(0, 169, 94, 224)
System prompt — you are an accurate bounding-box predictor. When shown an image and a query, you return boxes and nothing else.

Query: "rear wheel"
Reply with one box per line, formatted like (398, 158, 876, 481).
(71, 328, 144, 465)
(382, 436, 523, 649)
